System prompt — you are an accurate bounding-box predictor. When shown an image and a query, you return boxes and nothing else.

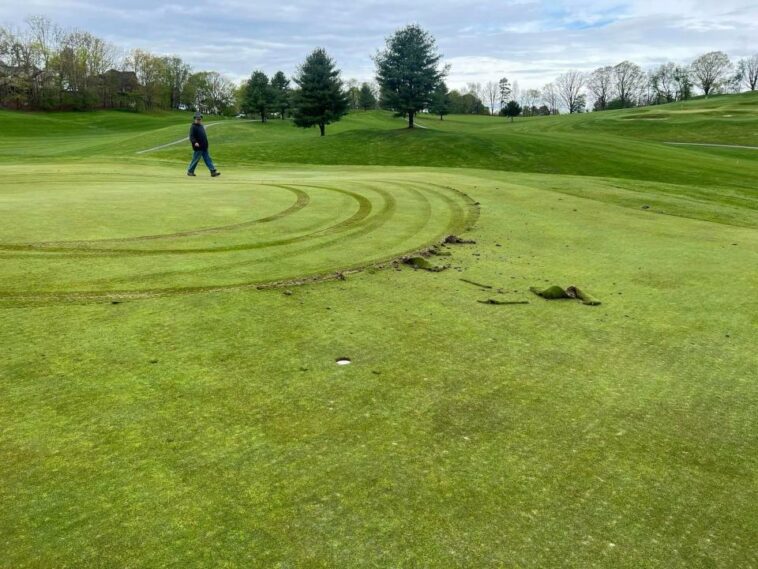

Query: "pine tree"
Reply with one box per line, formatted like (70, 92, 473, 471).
(501, 100, 521, 122)
(270, 71, 291, 119)
(292, 48, 348, 136)
(242, 70, 273, 122)
(498, 77, 512, 109)
(429, 82, 450, 120)
(374, 25, 446, 128)
(358, 83, 377, 110)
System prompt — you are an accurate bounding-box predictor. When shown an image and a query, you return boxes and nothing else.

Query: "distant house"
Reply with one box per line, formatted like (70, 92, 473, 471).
(0, 63, 51, 109)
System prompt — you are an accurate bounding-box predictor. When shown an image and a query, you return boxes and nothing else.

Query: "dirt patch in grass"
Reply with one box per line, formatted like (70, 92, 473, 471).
(443, 234, 477, 244)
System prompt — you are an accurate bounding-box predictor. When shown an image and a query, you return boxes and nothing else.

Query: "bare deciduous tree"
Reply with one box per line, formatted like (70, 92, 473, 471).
(649, 62, 677, 103)
(541, 82, 559, 114)
(522, 88, 540, 115)
(691, 51, 733, 96)
(587, 66, 614, 110)
(26, 16, 60, 69)
(483, 80, 499, 115)
(556, 70, 585, 113)
(613, 61, 645, 107)
(737, 54, 758, 91)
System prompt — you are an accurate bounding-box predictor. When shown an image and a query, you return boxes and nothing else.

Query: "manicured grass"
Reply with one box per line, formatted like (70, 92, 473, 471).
(0, 94, 756, 567)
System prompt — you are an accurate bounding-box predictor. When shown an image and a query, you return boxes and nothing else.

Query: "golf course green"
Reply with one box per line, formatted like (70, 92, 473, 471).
(1, 92, 756, 567)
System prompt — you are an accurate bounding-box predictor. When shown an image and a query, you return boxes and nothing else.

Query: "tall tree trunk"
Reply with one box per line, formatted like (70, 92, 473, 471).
(319, 123, 325, 136)
(408, 111, 414, 128)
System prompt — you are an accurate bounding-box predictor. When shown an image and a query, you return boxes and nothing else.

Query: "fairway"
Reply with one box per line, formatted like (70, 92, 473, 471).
(1, 94, 757, 568)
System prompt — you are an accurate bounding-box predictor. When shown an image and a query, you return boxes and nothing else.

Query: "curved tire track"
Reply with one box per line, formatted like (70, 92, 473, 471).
(0, 179, 480, 306)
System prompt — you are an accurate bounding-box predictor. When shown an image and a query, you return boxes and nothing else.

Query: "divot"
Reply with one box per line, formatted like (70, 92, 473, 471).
(336, 358, 352, 366)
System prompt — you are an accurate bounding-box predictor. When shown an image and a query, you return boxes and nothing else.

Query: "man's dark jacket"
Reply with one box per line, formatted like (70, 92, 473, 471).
(189, 123, 209, 151)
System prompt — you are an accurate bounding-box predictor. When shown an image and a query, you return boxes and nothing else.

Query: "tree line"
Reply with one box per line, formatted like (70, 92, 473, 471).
(2, 16, 756, 131)
(0, 17, 241, 113)
(447, 51, 757, 119)
(567, 52, 757, 113)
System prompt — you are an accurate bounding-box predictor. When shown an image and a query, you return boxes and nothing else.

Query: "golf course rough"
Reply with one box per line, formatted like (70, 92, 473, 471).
(1, 92, 757, 568)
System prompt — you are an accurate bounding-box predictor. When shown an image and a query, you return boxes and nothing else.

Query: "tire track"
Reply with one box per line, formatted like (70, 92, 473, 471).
(6, 185, 310, 246)
(87, 182, 403, 287)
(0, 180, 480, 306)
(0, 186, 371, 255)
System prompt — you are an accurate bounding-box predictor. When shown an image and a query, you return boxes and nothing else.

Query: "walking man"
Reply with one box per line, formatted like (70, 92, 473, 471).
(187, 112, 220, 177)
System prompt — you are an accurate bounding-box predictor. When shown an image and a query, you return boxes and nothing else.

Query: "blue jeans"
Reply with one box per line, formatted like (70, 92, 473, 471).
(188, 150, 216, 173)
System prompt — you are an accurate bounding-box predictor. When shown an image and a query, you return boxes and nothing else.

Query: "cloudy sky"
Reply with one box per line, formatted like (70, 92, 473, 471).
(1, 0, 756, 88)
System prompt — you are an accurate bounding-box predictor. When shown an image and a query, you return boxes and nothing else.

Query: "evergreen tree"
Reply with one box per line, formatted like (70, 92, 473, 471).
(374, 24, 446, 128)
(498, 77, 512, 109)
(429, 82, 450, 119)
(358, 83, 377, 110)
(270, 71, 291, 119)
(501, 100, 521, 122)
(242, 70, 272, 122)
(292, 48, 348, 136)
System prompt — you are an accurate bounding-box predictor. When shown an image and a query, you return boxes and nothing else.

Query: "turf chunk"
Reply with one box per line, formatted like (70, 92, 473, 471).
(530, 285, 602, 305)
(530, 285, 571, 299)
(567, 286, 602, 306)
(403, 256, 447, 272)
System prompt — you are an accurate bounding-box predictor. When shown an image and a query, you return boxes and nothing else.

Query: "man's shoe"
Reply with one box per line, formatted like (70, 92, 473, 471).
(187, 171, 196, 177)
(211, 170, 221, 177)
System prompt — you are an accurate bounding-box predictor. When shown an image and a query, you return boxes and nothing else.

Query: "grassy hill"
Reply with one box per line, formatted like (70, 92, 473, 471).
(0, 93, 756, 568)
